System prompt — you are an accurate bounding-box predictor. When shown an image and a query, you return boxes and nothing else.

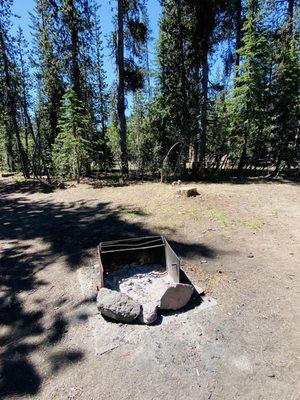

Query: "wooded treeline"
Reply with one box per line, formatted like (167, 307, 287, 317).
(0, 0, 299, 183)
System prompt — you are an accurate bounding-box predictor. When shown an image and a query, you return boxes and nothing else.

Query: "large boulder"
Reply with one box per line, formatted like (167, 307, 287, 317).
(97, 288, 141, 323)
(158, 283, 194, 310)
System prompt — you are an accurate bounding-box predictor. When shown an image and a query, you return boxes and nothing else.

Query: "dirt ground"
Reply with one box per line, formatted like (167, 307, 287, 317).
(0, 177, 299, 400)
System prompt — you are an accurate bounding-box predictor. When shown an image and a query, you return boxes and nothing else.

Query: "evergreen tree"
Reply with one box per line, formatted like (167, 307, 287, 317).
(187, 0, 229, 175)
(115, 0, 148, 177)
(0, 0, 30, 177)
(88, 0, 112, 171)
(1, 0, 298, 181)
(234, 0, 243, 80)
(229, 0, 271, 172)
(56, 0, 97, 156)
(32, 0, 64, 152)
(270, 0, 300, 173)
(91, 1, 108, 136)
(32, 0, 110, 176)
(127, 90, 153, 177)
(60, 0, 88, 100)
(52, 85, 89, 182)
(206, 92, 230, 171)
(15, 27, 51, 182)
(155, 0, 229, 178)
(155, 0, 196, 178)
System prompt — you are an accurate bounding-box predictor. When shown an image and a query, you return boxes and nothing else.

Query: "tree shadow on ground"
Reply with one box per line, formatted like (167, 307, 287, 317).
(0, 179, 55, 194)
(0, 180, 217, 398)
(186, 169, 300, 185)
(0, 241, 85, 398)
(0, 182, 216, 270)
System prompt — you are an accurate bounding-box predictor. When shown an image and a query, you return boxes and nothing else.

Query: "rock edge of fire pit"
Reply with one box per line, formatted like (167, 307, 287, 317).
(158, 283, 194, 310)
(97, 288, 141, 323)
(97, 282, 195, 324)
(139, 302, 159, 324)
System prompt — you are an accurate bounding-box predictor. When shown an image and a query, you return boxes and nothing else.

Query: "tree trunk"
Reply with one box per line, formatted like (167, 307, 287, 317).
(198, 47, 209, 175)
(5, 126, 15, 171)
(287, 0, 294, 36)
(117, 0, 128, 177)
(67, 0, 81, 99)
(13, 117, 30, 178)
(237, 137, 248, 173)
(237, 104, 250, 174)
(161, 142, 180, 183)
(4, 119, 16, 172)
(177, 0, 189, 173)
(191, 65, 201, 176)
(234, 0, 242, 81)
(20, 96, 52, 184)
(16, 29, 52, 183)
(40, 4, 62, 148)
(76, 156, 80, 183)
(145, 36, 151, 98)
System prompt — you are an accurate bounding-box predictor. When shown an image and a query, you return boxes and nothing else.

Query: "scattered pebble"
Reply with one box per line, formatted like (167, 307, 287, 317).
(267, 373, 275, 378)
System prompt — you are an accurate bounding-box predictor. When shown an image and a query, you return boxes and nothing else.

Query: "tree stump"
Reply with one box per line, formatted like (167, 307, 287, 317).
(176, 187, 198, 197)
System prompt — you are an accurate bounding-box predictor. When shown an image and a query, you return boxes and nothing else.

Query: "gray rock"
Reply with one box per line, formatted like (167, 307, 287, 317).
(97, 288, 141, 323)
(158, 283, 194, 310)
(139, 302, 158, 324)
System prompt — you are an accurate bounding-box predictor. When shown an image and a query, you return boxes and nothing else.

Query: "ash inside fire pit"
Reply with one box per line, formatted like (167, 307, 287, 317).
(104, 264, 173, 304)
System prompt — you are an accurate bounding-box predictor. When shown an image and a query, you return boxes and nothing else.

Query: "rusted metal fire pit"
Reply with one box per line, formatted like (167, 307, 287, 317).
(97, 235, 181, 289)
(96, 236, 195, 324)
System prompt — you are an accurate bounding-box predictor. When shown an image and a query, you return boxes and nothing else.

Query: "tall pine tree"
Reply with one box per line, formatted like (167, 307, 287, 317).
(52, 85, 89, 182)
(229, 0, 271, 172)
(115, 0, 148, 177)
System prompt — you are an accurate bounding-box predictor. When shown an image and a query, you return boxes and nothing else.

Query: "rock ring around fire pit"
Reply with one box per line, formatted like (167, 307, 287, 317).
(97, 288, 141, 323)
(96, 236, 197, 325)
(97, 282, 194, 324)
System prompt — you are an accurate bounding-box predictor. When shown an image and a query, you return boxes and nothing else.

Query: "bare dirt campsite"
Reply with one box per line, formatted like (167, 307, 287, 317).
(1, 0, 299, 397)
(0, 176, 299, 400)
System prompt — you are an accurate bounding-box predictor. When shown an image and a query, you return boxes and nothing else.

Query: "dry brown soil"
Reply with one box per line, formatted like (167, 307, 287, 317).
(0, 177, 299, 399)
